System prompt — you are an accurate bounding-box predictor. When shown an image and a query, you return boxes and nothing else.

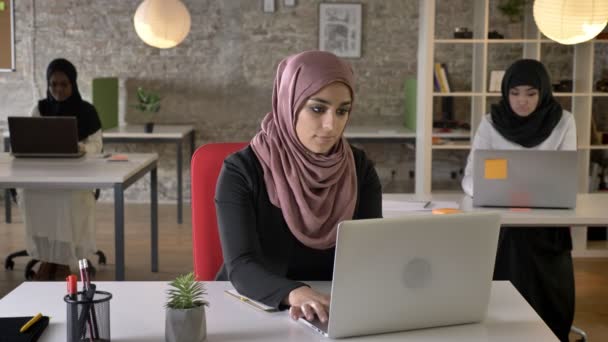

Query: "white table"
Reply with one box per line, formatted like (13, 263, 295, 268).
(0, 281, 556, 341)
(102, 124, 195, 224)
(344, 126, 469, 143)
(383, 193, 608, 256)
(0, 153, 159, 280)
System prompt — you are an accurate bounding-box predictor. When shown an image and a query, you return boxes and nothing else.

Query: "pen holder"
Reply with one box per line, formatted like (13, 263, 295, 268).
(64, 289, 112, 342)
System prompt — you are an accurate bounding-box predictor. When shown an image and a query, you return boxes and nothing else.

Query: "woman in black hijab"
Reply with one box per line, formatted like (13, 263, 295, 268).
(462, 59, 577, 342)
(38, 58, 102, 142)
(20, 58, 103, 280)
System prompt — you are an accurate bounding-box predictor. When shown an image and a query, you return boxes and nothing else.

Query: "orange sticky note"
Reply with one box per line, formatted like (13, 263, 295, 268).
(432, 208, 462, 215)
(484, 159, 507, 179)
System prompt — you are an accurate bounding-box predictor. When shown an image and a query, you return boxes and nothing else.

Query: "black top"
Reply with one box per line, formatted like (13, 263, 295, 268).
(38, 58, 102, 141)
(215, 145, 382, 308)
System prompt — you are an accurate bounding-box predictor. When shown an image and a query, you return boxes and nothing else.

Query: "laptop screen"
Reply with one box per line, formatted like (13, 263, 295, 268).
(8, 116, 81, 156)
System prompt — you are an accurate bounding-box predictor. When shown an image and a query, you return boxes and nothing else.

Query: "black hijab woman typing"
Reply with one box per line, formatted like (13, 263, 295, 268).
(20, 58, 103, 280)
(462, 59, 576, 341)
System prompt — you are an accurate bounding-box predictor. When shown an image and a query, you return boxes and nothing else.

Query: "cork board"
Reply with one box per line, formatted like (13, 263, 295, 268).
(0, 0, 15, 71)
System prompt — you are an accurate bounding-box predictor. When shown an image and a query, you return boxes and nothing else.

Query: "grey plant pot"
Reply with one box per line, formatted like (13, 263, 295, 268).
(165, 305, 207, 342)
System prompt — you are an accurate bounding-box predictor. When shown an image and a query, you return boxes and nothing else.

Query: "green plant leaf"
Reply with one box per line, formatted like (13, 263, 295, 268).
(133, 87, 161, 114)
(165, 272, 209, 309)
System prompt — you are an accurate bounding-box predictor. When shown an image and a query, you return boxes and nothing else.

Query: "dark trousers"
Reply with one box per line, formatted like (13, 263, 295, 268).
(493, 227, 575, 342)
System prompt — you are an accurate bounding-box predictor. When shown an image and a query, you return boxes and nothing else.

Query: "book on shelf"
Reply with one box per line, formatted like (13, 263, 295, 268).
(489, 70, 505, 92)
(433, 63, 451, 93)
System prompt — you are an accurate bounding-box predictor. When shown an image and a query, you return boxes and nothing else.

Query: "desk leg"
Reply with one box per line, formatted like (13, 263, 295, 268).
(114, 184, 125, 281)
(190, 131, 196, 158)
(151, 166, 158, 272)
(4, 190, 11, 223)
(4, 138, 11, 224)
(177, 141, 183, 224)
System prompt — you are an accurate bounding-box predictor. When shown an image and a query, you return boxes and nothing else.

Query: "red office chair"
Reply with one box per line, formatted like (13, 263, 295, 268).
(191, 142, 248, 281)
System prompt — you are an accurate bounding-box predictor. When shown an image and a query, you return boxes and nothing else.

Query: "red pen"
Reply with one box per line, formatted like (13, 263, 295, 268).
(66, 274, 77, 301)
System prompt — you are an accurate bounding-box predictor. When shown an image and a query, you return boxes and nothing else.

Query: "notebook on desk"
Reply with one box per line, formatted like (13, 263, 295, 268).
(300, 212, 500, 339)
(473, 149, 578, 208)
(8, 116, 85, 158)
(0, 315, 49, 342)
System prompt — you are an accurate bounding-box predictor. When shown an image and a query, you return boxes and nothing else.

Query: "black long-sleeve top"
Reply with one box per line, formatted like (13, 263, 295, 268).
(215, 145, 382, 308)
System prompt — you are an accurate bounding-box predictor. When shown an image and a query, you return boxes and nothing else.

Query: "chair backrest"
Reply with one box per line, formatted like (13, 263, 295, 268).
(191, 142, 248, 281)
(92, 77, 119, 130)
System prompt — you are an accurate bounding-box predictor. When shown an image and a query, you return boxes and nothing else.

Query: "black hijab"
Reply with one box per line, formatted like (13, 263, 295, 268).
(38, 58, 102, 141)
(490, 59, 562, 148)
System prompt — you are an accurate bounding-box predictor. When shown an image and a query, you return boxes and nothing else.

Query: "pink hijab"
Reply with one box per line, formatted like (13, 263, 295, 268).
(250, 50, 357, 250)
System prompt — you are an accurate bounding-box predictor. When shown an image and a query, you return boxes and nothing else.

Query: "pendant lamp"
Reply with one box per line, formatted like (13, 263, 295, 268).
(533, 0, 608, 45)
(133, 0, 191, 49)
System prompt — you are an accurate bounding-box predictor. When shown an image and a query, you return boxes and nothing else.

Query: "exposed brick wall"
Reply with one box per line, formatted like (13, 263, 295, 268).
(0, 0, 603, 200)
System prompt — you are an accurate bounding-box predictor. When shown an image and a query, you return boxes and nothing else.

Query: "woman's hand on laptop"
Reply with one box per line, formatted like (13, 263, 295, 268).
(285, 286, 330, 323)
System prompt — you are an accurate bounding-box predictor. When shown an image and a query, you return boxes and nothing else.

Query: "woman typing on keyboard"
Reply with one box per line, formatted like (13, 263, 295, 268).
(214, 50, 382, 323)
(461, 59, 576, 341)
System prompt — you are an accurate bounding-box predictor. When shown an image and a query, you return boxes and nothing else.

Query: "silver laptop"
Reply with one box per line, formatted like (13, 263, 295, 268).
(300, 212, 501, 339)
(8, 116, 85, 158)
(473, 149, 577, 208)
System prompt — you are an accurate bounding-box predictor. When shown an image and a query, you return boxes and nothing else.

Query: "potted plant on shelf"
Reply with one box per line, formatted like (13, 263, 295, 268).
(133, 86, 161, 133)
(165, 272, 209, 342)
(497, 0, 527, 38)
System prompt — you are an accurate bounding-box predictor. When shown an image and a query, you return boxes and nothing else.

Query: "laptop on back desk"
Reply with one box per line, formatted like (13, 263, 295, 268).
(473, 149, 577, 208)
(8, 116, 84, 158)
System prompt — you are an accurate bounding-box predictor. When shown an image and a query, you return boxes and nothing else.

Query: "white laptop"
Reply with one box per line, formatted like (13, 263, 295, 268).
(473, 149, 578, 208)
(300, 212, 501, 339)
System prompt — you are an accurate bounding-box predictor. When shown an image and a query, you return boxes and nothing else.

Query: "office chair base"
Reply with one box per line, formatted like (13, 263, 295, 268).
(95, 250, 106, 265)
(4, 250, 28, 270)
(25, 259, 39, 280)
(571, 325, 587, 342)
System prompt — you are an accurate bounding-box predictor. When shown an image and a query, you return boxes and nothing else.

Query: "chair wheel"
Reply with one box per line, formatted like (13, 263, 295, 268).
(86, 261, 97, 278)
(95, 251, 107, 265)
(4, 258, 14, 270)
(25, 259, 39, 279)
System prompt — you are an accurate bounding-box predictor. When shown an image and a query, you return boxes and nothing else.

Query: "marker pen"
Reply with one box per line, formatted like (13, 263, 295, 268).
(66, 274, 77, 301)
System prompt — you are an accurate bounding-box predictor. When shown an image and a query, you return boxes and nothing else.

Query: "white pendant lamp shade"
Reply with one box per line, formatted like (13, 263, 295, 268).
(133, 0, 191, 49)
(533, 0, 608, 45)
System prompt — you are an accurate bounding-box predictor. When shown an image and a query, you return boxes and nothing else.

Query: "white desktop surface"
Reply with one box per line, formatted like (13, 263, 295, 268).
(383, 193, 608, 226)
(344, 126, 416, 139)
(102, 124, 194, 139)
(0, 281, 556, 341)
(344, 126, 470, 139)
(0, 153, 157, 188)
(0, 152, 159, 280)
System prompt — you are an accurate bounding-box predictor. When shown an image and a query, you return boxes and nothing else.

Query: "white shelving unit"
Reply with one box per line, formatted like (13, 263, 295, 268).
(415, 0, 605, 195)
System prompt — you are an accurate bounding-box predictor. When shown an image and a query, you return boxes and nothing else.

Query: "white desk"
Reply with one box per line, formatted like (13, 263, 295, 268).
(383, 193, 608, 226)
(383, 193, 608, 256)
(102, 124, 195, 224)
(0, 281, 556, 341)
(344, 126, 470, 143)
(0, 153, 159, 280)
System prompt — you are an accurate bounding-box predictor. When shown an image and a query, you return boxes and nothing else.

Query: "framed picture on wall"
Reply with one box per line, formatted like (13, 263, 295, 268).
(318, 3, 362, 58)
(0, 0, 16, 71)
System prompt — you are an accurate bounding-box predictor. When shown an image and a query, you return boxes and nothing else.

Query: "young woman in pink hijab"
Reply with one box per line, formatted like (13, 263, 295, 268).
(215, 50, 382, 323)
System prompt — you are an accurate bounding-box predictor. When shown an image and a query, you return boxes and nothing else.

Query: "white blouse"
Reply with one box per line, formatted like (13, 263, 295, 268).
(461, 110, 577, 197)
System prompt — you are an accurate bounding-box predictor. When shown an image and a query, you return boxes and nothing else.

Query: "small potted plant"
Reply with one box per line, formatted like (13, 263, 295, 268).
(165, 272, 209, 342)
(497, 0, 527, 38)
(497, 0, 527, 23)
(133, 86, 161, 133)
